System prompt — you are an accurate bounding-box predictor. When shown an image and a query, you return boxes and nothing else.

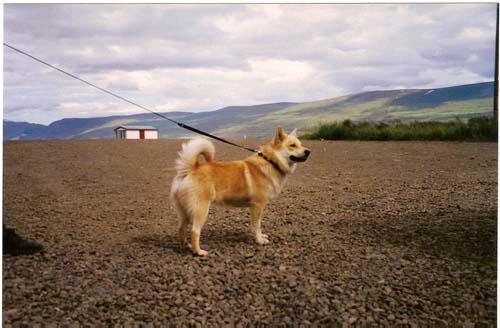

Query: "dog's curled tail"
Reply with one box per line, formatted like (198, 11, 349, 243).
(175, 138, 215, 176)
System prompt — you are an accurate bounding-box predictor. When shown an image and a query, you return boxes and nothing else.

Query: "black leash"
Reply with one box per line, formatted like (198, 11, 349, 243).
(3, 43, 257, 153)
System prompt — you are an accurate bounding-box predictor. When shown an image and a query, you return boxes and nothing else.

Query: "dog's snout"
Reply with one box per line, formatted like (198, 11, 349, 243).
(304, 149, 311, 156)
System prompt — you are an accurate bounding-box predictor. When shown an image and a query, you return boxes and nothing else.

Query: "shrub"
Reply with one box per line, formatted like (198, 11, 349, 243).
(303, 116, 497, 141)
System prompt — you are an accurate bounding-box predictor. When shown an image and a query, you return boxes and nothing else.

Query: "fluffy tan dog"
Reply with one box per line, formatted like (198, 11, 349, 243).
(170, 127, 310, 256)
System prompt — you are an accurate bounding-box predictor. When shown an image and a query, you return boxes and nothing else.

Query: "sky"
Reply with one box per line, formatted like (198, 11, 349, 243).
(3, 3, 497, 125)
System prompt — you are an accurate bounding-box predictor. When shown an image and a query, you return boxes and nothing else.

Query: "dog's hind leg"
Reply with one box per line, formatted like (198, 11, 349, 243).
(178, 209, 190, 248)
(171, 193, 190, 248)
(250, 203, 269, 245)
(179, 215, 190, 247)
(191, 200, 210, 256)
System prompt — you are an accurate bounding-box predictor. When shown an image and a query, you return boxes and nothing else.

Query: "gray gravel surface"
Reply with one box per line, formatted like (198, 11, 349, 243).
(3, 139, 497, 326)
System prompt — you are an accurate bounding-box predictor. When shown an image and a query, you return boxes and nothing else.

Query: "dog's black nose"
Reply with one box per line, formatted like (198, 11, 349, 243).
(305, 149, 311, 156)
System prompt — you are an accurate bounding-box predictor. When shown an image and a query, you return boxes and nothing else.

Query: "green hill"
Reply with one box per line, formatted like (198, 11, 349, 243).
(4, 82, 494, 140)
(265, 82, 493, 130)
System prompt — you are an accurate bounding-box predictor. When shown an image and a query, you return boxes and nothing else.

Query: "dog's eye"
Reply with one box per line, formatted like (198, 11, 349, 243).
(290, 144, 296, 148)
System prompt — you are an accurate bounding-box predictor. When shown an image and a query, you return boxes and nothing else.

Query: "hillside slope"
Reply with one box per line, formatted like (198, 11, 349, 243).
(4, 82, 493, 140)
(244, 82, 494, 136)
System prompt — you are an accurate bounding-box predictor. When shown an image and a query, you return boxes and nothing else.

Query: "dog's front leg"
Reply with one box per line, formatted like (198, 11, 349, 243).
(250, 203, 269, 245)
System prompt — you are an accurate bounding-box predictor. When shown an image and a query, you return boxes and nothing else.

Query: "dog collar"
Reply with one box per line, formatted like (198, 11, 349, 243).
(258, 152, 285, 176)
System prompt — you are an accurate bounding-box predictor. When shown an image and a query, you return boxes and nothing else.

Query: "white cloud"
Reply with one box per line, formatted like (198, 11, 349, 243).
(3, 3, 497, 124)
(417, 68, 491, 88)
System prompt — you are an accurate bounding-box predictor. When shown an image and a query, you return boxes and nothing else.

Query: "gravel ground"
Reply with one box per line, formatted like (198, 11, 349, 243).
(3, 139, 497, 326)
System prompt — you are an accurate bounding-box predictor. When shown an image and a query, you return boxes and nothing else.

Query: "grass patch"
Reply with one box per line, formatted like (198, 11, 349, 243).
(303, 116, 498, 141)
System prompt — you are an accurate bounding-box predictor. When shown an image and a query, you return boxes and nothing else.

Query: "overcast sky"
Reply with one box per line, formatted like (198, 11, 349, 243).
(3, 4, 497, 125)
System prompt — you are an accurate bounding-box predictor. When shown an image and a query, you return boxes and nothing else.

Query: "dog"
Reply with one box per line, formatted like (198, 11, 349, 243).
(170, 127, 310, 256)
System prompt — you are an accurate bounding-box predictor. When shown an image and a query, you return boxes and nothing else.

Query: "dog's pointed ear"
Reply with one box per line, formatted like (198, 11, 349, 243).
(289, 128, 297, 137)
(272, 126, 286, 146)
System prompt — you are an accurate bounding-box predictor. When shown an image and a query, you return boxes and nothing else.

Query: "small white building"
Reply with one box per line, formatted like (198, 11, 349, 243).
(114, 126, 159, 139)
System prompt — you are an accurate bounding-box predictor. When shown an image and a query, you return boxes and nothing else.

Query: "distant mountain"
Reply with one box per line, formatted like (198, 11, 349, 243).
(4, 82, 494, 140)
(3, 120, 48, 140)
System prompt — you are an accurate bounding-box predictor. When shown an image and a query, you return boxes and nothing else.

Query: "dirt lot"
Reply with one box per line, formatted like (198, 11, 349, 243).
(3, 139, 497, 326)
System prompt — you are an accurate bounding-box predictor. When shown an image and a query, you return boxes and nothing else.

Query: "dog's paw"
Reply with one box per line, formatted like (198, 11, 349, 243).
(195, 249, 209, 256)
(256, 235, 270, 245)
(181, 242, 192, 249)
